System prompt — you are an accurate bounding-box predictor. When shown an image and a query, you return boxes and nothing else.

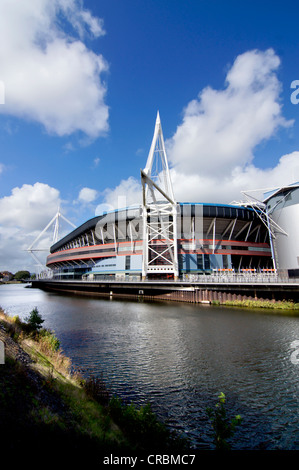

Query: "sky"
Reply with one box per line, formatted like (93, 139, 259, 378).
(1, 0, 299, 273)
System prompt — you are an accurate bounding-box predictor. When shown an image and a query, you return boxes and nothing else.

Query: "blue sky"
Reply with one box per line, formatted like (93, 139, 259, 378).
(0, 0, 299, 272)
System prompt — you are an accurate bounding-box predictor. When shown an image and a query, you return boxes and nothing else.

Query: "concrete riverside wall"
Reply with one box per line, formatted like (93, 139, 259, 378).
(31, 279, 299, 304)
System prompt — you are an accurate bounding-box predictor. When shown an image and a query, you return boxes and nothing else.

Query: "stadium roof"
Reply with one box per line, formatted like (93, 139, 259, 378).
(263, 182, 299, 203)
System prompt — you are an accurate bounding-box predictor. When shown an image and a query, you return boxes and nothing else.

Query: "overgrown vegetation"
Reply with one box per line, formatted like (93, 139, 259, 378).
(0, 308, 245, 456)
(206, 392, 242, 450)
(1, 308, 71, 377)
(82, 374, 111, 406)
(79, 375, 187, 451)
(0, 308, 187, 460)
(222, 299, 299, 310)
(108, 396, 187, 452)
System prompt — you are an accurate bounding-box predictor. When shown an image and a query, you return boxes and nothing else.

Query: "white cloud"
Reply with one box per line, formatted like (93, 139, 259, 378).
(167, 49, 292, 178)
(73, 8, 106, 38)
(0, 79, 4, 104)
(100, 49, 299, 206)
(96, 176, 142, 215)
(93, 157, 100, 168)
(0, 0, 109, 138)
(78, 187, 98, 203)
(164, 48, 298, 203)
(0, 182, 63, 272)
(0, 182, 61, 230)
(170, 151, 299, 204)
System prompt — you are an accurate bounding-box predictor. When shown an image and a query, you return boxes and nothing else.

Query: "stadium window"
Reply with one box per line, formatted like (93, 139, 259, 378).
(197, 254, 203, 270)
(223, 255, 228, 269)
(204, 254, 210, 270)
(125, 255, 131, 270)
(209, 206, 216, 217)
(178, 254, 184, 269)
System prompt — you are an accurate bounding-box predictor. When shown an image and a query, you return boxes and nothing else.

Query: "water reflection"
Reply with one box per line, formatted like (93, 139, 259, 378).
(0, 283, 298, 449)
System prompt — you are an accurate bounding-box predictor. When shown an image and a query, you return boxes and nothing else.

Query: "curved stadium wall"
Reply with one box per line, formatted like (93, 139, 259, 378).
(264, 184, 299, 277)
(46, 202, 273, 280)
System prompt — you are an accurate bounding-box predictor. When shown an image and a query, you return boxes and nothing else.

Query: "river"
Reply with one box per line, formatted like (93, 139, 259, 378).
(0, 283, 298, 450)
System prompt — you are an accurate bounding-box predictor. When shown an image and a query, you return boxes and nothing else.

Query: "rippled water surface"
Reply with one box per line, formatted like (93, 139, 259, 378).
(1, 283, 298, 450)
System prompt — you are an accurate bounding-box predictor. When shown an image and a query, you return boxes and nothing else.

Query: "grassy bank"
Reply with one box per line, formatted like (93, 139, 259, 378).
(220, 299, 299, 310)
(0, 309, 186, 463)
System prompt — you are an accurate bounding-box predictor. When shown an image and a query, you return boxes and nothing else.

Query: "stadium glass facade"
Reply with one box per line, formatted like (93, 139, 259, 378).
(46, 202, 273, 280)
(45, 116, 298, 281)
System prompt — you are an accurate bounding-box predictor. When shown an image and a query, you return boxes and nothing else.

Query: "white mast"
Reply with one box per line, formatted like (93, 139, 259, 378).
(27, 207, 76, 273)
(141, 112, 178, 279)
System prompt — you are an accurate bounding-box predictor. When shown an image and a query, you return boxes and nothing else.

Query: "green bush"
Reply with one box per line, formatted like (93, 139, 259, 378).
(223, 299, 299, 310)
(83, 374, 111, 406)
(39, 329, 61, 353)
(206, 392, 242, 450)
(108, 396, 181, 451)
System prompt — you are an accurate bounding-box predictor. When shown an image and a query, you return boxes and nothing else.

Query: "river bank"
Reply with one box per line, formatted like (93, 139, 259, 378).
(30, 278, 299, 308)
(217, 298, 299, 311)
(0, 309, 185, 464)
(1, 283, 298, 454)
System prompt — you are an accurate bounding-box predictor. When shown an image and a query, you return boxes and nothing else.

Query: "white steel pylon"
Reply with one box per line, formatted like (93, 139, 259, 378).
(27, 207, 76, 271)
(235, 189, 289, 271)
(141, 112, 179, 279)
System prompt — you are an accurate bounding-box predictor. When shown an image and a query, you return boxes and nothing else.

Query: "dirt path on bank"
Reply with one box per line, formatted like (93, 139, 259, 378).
(0, 324, 32, 365)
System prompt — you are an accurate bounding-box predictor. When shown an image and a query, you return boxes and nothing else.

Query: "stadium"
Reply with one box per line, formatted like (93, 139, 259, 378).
(46, 113, 297, 281)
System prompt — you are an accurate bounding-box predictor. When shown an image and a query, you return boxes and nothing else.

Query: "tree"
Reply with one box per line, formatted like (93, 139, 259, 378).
(14, 270, 30, 280)
(206, 392, 242, 450)
(25, 307, 45, 332)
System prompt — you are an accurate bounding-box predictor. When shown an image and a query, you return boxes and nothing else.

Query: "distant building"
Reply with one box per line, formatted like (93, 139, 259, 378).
(0, 271, 13, 282)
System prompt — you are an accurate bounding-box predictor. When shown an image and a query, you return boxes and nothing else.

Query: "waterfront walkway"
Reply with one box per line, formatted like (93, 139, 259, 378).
(32, 274, 299, 304)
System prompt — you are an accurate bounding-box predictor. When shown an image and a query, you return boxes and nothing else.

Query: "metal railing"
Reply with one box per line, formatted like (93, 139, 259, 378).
(37, 272, 299, 285)
(181, 273, 292, 284)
